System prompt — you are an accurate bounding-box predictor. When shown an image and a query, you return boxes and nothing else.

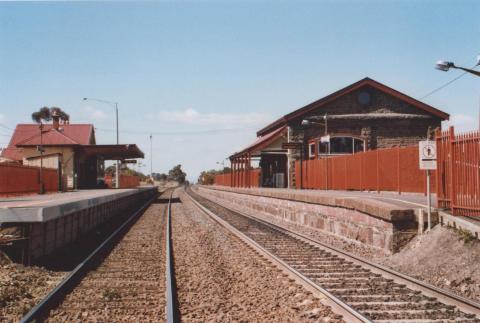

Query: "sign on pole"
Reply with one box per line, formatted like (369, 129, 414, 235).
(419, 140, 437, 170)
(320, 135, 330, 143)
(122, 159, 137, 164)
(419, 140, 437, 231)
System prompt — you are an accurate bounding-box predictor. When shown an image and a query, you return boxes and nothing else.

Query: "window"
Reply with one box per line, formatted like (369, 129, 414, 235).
(317, 136, 365, 156)
(308, 142, 315, 158)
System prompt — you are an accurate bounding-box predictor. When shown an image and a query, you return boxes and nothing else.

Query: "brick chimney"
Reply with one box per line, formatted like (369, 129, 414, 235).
(52, 111, 60, 130)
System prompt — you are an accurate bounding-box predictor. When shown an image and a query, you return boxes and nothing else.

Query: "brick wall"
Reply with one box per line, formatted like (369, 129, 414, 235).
(289, 86, 441, 153)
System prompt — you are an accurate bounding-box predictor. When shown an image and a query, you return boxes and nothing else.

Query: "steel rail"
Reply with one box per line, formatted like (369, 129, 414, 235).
(166, 190, 180, 323)
(19, 192, 159, 323)
(186, 188, 480, 320)
(184, 188, 371, 323)
(215, 199, 480, 317)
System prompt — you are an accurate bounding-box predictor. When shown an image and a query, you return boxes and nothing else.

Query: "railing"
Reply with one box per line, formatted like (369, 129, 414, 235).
(214, 168, 261, 188)
(0, 163, 58, 196)
(295, 145, 435, 194)
(436, 127, 480, 216)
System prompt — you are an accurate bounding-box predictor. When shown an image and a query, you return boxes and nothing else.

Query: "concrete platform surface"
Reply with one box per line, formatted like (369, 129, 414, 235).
(0, 187, 156, 223)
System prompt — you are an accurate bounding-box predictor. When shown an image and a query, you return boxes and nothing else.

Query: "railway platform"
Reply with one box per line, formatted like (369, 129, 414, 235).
(0, 187, 158, 264)
(197, 185, 480, 252)
(0, 188, 155, 222)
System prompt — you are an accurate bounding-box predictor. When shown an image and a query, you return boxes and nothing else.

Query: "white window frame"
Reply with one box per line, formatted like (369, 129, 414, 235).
(317, 136, 365, 157)
(308, 142, 316, 158)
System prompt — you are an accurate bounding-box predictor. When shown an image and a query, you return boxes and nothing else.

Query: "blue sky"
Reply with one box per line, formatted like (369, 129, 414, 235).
(0, 1, 479, 180)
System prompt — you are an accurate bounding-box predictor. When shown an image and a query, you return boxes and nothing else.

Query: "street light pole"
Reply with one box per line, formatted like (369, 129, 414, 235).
(39, 123, 45, 194)
(302, 114, 329, 189)
(83, 97, 120, 188)
(436, 57, 480, 129)
(149, 134, 153, 179)
(115, 103, 119, 188)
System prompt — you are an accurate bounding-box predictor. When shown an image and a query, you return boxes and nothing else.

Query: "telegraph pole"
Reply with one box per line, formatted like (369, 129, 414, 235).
(149, 134, 153, 179)
(83, 97, 120, 188)
(115, 103, 119, 189)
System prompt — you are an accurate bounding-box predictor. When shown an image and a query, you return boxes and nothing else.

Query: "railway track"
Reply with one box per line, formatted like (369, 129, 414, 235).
(186, 187, 480, 322)
(19, 188, 179, 323)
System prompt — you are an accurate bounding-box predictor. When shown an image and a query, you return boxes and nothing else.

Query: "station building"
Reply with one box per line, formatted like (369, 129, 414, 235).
(1, 114, 143, 190)
(230, 77, 449, 188)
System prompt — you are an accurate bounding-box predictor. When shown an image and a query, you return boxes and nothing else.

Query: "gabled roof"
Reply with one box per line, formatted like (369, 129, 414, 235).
(231, 125, 286, 159)
(1, 124, 95, 161)
(257, 77, 449, 136)
(16, 129, 81, 146)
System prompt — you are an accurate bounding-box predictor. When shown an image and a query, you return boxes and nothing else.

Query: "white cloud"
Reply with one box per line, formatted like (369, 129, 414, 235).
(0, 113, 6, 124)
(444, 113, 478, 132)
(158, 108, 271, 128)
(84, 106, 107, 121)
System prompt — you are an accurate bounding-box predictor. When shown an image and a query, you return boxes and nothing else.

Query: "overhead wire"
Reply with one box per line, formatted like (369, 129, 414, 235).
(94, 126, 258, 136)
(420, 64, 479, 100)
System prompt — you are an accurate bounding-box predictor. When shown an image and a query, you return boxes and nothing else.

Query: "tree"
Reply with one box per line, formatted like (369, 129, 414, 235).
(197, 167, 231, 184)
(168, 164, 186, 184)
(31, 107, 52, 124)
(220, 166, 231, 174)
(105, 165, 148, 181)
(32, 106, 70, 124)
(197, 169, 218, 185)
(152, 172, 168, 181)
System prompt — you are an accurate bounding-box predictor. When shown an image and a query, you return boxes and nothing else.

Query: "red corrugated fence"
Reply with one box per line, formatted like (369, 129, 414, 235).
(0, 163, 58, 196)
(295, 145, 434, 193)
(215, 168, 261, 187)
(436, 127, 480, 216)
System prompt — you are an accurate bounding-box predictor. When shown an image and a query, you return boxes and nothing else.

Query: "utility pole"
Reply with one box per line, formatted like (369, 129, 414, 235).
(150, 134, 153, 179)
(83, 97, 120, 189)
(115, 103, 119, 189)
(39, 123, 45, 194)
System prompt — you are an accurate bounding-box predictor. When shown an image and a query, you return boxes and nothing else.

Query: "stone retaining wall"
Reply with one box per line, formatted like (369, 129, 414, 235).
(196, 186, 417, 253)
(14, 188, 158, 264)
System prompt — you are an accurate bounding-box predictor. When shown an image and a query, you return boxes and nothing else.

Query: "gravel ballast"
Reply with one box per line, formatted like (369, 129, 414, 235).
(174, 190, 343, 322)
(45, 197, 168, 322)
(193, 186, 480, 303)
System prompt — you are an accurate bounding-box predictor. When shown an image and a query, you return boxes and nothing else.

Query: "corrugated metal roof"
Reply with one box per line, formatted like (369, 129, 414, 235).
(230, 125, 286, 159)
(16, 129, 81, 146)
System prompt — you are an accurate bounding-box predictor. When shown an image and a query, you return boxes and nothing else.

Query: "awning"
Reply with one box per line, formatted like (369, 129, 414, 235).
(78, 144, 144, 160)
(230, 126, 287, 159)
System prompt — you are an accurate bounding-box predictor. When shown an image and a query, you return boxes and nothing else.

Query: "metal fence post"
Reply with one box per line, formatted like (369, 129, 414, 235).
(448, 126, 456, 215)
(397, 146, 401, 194)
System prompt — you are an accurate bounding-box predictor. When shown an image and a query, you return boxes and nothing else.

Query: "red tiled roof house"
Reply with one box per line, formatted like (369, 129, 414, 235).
(1, 115, 143, 190)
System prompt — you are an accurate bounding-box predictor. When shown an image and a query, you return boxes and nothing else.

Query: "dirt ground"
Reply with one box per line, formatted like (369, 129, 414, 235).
(0, 260, 65, 321)
(379, 225, 480, 302)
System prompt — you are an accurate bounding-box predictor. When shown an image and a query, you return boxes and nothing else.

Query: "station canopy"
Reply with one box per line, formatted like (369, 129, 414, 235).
(230, 126, 287, 159)
(78, 144, 144, 160)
